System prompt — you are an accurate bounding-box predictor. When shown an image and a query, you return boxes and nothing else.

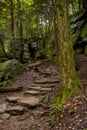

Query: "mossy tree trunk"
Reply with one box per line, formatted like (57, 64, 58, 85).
(17, 0, 24, 62)
(54, 0, 81, 106)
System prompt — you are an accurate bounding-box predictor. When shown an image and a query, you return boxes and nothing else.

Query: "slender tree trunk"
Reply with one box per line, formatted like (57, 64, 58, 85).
(82, 0, 87, 9)
(54, 0, 81, 106)
(9, 0, 14, 37)
(0, 38, 11, 58)
(78, 0, 82, 10)
(0, 38, 5, 56)
(51, 0, 58, 49)
(17, 0, 24, 62)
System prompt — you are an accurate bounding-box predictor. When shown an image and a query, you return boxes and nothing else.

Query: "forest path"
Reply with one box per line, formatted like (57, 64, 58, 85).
(0, 54, 87, 130)
(0, 60, 60, 130)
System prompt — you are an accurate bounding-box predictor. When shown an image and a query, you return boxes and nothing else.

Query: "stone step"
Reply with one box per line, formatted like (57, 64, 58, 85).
(24, 90, 40, 95)
(0, 104, 7, 114)
(0, 113, 10, 120)
(32, 84, 55, 88)
(34, 79, 60, 84)
(29, 87, 52, 92)
(38, 69, 52, 75)
(17, 97, 40, 107)
(6, 96, 21, 103)
(5, 106, 24, 115)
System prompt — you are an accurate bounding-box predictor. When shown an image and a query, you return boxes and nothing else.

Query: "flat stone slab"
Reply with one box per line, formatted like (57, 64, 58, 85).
(5, 106, 24, 115)
(0, 104, 7, 114)
(39, 69, 52, 75)
(6, 96, 21, 103)
(24, 90, 40, 95)
(29, 87, 52, 92)
(0, 113, 10, 120)
(17, 97, 40, 107)
(0, 120, 3, 123)
(40, 88, 52, 91)
(34, 79, 60, 84)
(32, 84, 55, 88)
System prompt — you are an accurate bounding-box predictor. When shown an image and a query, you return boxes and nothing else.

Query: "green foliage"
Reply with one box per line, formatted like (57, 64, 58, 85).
(51, 103, 62, 112)
(0, 59, 26, 86)
(72, 31, 80, 45)
(80, 24, 87, 41)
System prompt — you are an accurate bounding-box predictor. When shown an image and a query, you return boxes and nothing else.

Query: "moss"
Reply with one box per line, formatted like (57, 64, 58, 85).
(0, 59, 26, 87)
(54, 74, 81, 109)
(52, 56, 58, 64)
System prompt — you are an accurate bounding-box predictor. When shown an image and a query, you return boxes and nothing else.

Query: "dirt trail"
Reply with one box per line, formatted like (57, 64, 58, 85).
(0, 55, 87, 130)
(0, 60, 59, 130)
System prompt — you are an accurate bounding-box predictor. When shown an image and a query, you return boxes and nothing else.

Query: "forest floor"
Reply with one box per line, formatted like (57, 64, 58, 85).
(0, 54, 87, 130)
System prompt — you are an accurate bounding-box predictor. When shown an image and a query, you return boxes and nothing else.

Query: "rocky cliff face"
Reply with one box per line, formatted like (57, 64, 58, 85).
(71, 10, 87, 55)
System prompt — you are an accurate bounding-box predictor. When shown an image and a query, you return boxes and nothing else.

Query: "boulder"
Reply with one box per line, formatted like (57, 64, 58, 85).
(0, 59, 26, 86)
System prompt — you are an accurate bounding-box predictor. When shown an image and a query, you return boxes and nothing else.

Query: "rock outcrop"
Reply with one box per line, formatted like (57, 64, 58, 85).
(71, 10, 87, 55)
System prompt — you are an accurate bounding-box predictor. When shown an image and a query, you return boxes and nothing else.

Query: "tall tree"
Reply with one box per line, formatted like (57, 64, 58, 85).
(53, 0, 81, 108)
(17, 0, 24, 62)
(9, 0, 15, 37)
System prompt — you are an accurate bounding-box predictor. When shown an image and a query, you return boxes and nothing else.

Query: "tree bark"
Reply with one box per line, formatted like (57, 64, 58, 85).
(54, 0, 81, 106)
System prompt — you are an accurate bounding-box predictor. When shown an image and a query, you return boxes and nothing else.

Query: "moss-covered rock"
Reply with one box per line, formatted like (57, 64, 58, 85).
(0, 59, 27, 87)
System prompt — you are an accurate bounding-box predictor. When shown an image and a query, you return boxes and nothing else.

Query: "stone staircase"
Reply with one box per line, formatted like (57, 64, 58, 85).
(0, 61, 59, 126)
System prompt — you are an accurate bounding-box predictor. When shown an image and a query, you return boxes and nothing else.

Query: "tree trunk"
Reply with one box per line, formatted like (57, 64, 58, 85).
(82, 0, 87, 9)
(9, 0, 14, 37)
(78, 0, 82, 10)
(54, 0, 81, 106)
(17, 0, 24, 62)
(51, 0, 59, 49)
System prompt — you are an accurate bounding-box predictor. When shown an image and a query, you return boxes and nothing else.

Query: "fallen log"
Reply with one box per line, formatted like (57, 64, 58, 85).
(0, 86, 23, 92)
